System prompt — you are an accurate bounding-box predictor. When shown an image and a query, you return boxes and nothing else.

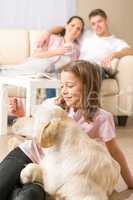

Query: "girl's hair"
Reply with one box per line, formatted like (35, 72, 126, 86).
(58, 60, 102, 121)
(59, 15, 84, 37)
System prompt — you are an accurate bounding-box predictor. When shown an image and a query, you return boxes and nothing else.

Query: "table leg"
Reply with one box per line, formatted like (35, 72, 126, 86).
(0, 84, 8, 135)
(26, 84, 37, 117)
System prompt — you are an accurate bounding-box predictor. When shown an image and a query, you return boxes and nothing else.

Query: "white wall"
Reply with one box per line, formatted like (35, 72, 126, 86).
(0, 0, 76, 29)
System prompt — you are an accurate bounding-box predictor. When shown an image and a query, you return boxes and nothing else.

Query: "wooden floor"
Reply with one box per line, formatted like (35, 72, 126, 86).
(0, 118, 133, 200)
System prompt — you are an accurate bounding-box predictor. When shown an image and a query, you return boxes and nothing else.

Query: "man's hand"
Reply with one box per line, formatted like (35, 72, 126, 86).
(101, 53, 115, 68)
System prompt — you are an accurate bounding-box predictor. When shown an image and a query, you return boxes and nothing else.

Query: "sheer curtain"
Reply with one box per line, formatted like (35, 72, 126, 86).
(0, 0, 76, 29)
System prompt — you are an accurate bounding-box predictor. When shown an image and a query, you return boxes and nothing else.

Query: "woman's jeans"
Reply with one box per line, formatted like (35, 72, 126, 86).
(0, 147, 46, 200)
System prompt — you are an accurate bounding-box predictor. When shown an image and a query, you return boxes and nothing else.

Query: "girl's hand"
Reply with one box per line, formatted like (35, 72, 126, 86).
(55, 96, 65, 105)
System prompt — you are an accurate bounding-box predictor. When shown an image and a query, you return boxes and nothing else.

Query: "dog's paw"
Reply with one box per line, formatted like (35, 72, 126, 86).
(20, 163, 43, 184)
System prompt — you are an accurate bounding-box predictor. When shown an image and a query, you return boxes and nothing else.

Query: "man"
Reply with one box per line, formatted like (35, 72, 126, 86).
(79, 8, 133, 69)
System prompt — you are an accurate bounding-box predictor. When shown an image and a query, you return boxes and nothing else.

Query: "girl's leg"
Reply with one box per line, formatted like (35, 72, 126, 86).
(0, 147, 32, 200)
(10, 183, 46, 200)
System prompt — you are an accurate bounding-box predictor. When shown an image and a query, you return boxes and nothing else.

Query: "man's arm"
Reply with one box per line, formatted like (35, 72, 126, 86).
(112, 48, 133, 59)
(101, 48, 133, 68)
(50, 26, 65, 35)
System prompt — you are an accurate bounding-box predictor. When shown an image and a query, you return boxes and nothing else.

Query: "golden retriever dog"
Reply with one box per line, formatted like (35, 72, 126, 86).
(19, 104, 120, 200)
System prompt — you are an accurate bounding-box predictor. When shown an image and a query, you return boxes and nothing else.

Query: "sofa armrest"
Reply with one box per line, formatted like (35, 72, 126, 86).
(116, 56, 133, 94)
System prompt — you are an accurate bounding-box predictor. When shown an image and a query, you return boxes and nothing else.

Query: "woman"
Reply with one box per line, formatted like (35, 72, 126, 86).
(0, 60, 133, 200)
(6, 15, 84, 119)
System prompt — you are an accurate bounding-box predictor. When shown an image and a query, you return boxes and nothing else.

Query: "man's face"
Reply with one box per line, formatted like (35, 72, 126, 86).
(89, 15, 108, 36)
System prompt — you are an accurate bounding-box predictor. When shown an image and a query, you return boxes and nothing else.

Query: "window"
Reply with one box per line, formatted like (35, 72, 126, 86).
(0, 0, 76, 29)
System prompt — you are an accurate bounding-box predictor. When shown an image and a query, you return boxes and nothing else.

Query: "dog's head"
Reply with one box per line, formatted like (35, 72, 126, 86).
(36, 104, 81, 149)
(36, 104, 69, 148)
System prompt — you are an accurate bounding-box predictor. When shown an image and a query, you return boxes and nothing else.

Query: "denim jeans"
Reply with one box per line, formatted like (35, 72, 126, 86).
(101, 68, 109, 79)
(0, 147, 46, 200)
(46, 88, 56, 98)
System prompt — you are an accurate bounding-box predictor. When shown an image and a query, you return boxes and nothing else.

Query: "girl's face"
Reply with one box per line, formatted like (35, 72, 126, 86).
(60, 71, 82, 109)
(65, 18, 83, 41)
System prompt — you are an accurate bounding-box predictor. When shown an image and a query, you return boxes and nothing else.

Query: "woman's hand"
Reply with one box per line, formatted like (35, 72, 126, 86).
(32, 46, 72, 59)
(52, 46, 72, 56)
(36, 31, 50, 48)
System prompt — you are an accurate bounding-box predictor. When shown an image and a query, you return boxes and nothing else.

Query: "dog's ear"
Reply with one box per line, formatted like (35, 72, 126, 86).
(39, 119, 61, 148)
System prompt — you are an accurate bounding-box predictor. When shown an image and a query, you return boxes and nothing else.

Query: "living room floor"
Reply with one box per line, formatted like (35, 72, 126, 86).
(0, 118, 133, 200)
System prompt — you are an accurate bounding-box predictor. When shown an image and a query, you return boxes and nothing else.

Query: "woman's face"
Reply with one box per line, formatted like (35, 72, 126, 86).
(60, 71, 82, 109)
(65, 18, 83, 41)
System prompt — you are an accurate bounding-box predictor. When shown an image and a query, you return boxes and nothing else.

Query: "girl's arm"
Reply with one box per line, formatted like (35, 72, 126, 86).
(106, 138, 133, 189)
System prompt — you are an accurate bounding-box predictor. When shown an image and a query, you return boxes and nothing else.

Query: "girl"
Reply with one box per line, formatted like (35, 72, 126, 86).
(0, 60, 133, 200)
(56, 60, 133, 189)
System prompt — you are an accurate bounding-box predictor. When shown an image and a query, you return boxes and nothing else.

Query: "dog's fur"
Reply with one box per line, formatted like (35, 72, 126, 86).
(19, 104, 120, 200)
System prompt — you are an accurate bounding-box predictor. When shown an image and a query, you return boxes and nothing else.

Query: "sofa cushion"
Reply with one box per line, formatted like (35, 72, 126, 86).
(0, 29, 29, 64)
(101, 79, 119, 96)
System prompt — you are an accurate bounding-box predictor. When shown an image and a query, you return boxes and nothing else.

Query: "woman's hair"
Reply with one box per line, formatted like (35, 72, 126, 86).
(58, 60, 102, 121)
(89, 9, 107, 20)
(58, 15, 84, 37)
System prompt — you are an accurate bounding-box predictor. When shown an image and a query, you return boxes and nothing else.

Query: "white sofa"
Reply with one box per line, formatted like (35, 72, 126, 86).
(0, 29, 133, 125)
(101, 56, 133, 125)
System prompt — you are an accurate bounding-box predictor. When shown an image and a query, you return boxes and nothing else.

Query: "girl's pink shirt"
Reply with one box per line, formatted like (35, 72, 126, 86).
(68, 107, 116, 142)
(20, 99, 116, 163)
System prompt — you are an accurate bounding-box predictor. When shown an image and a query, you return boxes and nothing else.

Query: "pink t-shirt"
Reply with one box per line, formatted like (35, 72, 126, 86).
(68, 107, 116, 142)
(20, 99, 116, 163)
